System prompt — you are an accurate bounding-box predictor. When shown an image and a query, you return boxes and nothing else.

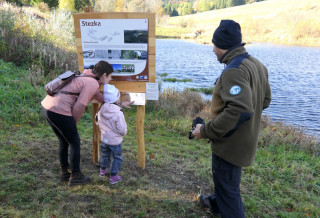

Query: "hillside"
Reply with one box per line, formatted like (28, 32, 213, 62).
(157, 0, 320, 46)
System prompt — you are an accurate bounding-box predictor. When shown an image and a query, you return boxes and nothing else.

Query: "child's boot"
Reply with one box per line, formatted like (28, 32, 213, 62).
(109, 175, 122, 184)
(99, 168, 107, 177)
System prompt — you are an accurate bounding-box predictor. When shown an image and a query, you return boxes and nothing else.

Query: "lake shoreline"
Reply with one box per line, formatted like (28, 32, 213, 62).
(156, 36, 320, 48)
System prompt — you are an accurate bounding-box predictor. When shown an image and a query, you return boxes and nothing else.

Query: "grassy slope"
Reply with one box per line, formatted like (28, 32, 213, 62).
(157, 0, 320, 46)
(0, 60, 319, 217)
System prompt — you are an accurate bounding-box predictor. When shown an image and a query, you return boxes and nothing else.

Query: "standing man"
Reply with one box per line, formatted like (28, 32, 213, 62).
(192, 20, 271, 217)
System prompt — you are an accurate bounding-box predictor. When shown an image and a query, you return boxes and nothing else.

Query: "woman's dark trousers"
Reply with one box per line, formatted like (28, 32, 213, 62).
(42, 107, 81, 173)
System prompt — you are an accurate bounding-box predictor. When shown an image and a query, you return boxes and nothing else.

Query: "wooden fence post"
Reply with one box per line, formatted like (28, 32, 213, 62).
(92, 103, 100, 164)
(84, 6, 94, 13)
(136, 105, 145, 169)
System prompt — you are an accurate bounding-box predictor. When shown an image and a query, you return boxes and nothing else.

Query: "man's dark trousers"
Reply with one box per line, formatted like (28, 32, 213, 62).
(209, 153, 246, 218)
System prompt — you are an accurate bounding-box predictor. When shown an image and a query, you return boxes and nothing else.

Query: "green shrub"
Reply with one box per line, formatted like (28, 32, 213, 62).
(163, 78, 192, 82)
(147, 88, 208, 118)
(0, 2, 77, 80)
(158, 72, 168, 77)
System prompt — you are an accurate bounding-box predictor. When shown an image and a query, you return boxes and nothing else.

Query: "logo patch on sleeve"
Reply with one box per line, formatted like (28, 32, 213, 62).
(230, 85, 241, 95)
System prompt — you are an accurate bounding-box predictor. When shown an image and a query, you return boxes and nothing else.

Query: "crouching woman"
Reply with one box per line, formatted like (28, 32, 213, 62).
(41, 61, 132, 186)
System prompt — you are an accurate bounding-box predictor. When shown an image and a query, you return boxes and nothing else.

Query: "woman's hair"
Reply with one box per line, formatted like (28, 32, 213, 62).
(92, 61, 113, 78)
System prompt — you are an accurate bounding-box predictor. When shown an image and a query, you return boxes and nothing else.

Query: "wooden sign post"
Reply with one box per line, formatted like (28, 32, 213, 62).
(73, 12, 156, 170)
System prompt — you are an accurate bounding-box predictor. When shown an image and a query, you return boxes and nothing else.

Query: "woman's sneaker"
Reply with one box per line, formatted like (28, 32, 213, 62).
(109, 175, 122, 184)
(99, 168, 107, 177)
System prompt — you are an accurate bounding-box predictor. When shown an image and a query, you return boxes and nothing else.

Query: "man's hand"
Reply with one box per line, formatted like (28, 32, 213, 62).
(192, 124, 203, 139)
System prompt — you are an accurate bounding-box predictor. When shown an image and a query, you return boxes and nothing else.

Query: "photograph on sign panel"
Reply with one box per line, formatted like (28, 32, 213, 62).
(124, 30, 148, 43)
(111, 64, 135, 74)
(83, 50, 95, 58)
(121, 50, 147, 60)
(122, 64, 135, 73)
(83, 63, 96, 69)
(108, 50, 121, 59)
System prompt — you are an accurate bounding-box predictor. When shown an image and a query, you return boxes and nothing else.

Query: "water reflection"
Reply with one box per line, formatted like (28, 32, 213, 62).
(156, 39, 320, 137)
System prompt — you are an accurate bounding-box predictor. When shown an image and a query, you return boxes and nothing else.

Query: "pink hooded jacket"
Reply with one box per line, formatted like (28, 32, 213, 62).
(96, 103, 127, 145)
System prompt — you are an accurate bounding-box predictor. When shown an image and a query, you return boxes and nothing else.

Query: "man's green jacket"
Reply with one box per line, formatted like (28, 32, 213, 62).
(200, 46, 271, 167)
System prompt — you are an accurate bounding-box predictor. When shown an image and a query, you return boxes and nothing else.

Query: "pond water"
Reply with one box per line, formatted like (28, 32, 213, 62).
(156, 39, 320, 137)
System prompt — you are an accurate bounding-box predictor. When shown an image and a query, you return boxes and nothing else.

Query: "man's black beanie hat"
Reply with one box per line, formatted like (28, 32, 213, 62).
(212, 20, 242, 50)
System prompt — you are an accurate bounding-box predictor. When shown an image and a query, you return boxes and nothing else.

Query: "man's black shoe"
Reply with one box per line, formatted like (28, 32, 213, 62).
(199, 194, 220, 216)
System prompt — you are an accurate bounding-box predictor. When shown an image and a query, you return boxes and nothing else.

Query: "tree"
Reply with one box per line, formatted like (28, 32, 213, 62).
(94, 0, 116, 12)
(226, 0, 245, 7)
(193, 0, 199, 13)
(5, 0, 23, 6)
(185, 2, 193, 14)
(145, 0, 164, 17)
(198, 0, 210, 12)
(177, 2, 193, 16)
(171, 8, 178, 16)
(126, 0, 145, 12)
(218, 0, 227, 9)
(44, 0, 59, 8)
(164, 3, 172, 15)
(59, 0, 75, 11)
(74, 0, 92, 11)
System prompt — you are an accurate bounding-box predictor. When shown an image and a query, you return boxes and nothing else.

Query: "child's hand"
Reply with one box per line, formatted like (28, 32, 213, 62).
(121, 100, 134, 108)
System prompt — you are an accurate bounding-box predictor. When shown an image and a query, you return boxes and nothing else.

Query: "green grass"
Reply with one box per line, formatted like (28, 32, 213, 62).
(163, 78, 192, 82)
(158, 72, 168, 77)
(0, 59, 319, 217)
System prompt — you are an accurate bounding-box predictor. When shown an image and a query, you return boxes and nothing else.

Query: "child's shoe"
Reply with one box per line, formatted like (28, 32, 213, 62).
(109, 175, 122, 184)
(99, 168, 107, 177)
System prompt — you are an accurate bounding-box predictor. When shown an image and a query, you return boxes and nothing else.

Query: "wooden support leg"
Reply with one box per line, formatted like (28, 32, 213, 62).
(136, 105, 145, 169)
(92, 103, 100, 164)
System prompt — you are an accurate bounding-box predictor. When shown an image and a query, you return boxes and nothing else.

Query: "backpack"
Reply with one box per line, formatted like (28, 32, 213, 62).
(44, 71, 98, 96)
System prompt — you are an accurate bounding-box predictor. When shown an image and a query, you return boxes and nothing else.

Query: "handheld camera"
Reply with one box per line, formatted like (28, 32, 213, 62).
(188, 117, 205, 139)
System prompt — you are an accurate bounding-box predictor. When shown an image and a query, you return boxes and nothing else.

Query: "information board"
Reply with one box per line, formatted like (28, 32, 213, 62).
(73, 12, 156, 92)
(80, 19, 149, 82)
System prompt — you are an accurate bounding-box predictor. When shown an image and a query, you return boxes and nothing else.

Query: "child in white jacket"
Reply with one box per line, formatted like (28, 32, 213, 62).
(95, 84, 127, 184)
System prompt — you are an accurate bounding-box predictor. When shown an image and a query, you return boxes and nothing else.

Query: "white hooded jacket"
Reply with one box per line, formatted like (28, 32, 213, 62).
(95, 103, 127, 145)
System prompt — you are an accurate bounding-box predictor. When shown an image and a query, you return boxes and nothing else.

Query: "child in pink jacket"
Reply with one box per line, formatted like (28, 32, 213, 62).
(95, 84, 127, 184)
